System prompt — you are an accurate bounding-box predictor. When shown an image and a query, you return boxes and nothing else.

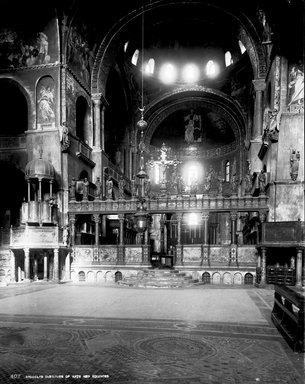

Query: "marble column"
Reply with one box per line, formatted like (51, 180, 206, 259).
(257, 253, 262, 268)
(101, 215, 107, 239)
(43, 251, 48, 281)
(18, 265, 22, 282)
(230, 211, 238, 244)
(202, 212, 209, 245)
(118, 214, 125, 246)
(92, 94, 103, 183)
(177, 215, 182, 246)
(10, 250, 16, 282)
(92, 95, 101, 149)
(24, 248, 30, 281)
(160, 219, 165, 254)
(252, 79, 266, 139)
(53, 248, 59, 282)
(93, 214, 101, 246)
(176, 214, 183, 266)
(69, 215, 76, 246)
(261, 247, 267, 285)
(296, 248, 303, 287)
(65, 252, 71, 281)
(33, 257, 38, 281)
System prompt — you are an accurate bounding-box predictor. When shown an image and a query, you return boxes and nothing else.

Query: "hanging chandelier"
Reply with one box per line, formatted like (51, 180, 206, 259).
(134, 1, 149, 235)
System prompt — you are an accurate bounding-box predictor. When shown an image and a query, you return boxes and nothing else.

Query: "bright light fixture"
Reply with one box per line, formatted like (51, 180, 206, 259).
(187, 212, 200, 226)
(159, 63, 177, 84)
(181, 63, 200, 83)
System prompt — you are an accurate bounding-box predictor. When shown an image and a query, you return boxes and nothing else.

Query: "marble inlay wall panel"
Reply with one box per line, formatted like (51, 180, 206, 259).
(238, 247, 257, 264)
(99, 247, 117, 264)
(125, 247, 142, 264)
(73, 248, 93, 264)
(183, 247, 201, 264)
(209, 247, 230, 264)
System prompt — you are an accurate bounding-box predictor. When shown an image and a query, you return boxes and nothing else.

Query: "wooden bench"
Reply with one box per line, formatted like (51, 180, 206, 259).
(271, 284, 305, 352)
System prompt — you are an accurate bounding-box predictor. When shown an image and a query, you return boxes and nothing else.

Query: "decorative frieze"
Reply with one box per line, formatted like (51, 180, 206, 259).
(68, 195, 269, 214)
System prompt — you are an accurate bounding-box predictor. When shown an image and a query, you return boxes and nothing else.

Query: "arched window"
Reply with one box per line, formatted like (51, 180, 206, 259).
(124, 41, 129, 52)
(238, 40, 246, 54)
(225, 161, 230, 182)
(225, 51, 233, 67)
(131, 49, 139, 65)
(206, 60, 217, 77)
(145, 58, 155, 74)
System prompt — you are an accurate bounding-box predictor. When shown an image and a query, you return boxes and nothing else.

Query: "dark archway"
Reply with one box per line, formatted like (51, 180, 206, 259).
(0, 163, 26, 243)
(0, 79, 28, 135)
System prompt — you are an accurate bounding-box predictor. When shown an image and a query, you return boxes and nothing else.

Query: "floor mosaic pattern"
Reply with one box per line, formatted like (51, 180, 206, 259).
(0, 284, 303, 384)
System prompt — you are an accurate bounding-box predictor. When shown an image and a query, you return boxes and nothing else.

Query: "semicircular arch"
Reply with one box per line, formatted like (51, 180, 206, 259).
(91, 1, 266, 96)
(142, 86, 246, 148)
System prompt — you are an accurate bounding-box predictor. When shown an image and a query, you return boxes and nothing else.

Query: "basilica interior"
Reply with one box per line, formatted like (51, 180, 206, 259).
(0, 0, 304, 289)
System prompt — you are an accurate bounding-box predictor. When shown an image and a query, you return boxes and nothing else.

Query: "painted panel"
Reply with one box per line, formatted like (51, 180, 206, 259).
(0, 22, 58, 69)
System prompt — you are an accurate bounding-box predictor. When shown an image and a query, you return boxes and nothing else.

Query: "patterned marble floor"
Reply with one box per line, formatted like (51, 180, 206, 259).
(0, 284, 303, 384)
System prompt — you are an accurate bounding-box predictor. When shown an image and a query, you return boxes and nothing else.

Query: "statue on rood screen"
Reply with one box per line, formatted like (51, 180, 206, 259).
(95, 177, 102, 199)
(83, 178, 89, 200)
(106, 175, 113, 200)
(217, 174, 224, 195)
(258, 170, 266, 194)
(203, 173, 211, 194)
(69, 177, 76, 200)
(144, 177, 151, 197)
(62, 225, 70, 246)
(131, 175, 137, 197)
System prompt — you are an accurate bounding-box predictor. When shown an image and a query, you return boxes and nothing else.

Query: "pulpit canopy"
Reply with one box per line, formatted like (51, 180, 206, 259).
(25, 157, 55, 180)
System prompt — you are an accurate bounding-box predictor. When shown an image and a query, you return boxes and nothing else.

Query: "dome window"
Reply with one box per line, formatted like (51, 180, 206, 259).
(238, 40, 246, 54)
(225, 51, 233, 67)
(131, 49, 139, 65)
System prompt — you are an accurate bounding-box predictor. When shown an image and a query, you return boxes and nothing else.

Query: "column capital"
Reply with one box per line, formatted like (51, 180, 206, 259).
(176, 213, 183, 222)
(201, 211, 209, 221)
(252, 79, 266, 92)
(91, 93, 102, 106)
(118, 214, 125, 221)
(229, 211, 238, 221)
(69, 214, 76, 224)
(259, 211, 267, 222)
(92, 214, 101, 223)
(91, 93, 109, 108)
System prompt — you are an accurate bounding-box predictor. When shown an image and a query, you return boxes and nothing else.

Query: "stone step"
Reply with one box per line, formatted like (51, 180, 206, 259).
(118, 269, 200, 288)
